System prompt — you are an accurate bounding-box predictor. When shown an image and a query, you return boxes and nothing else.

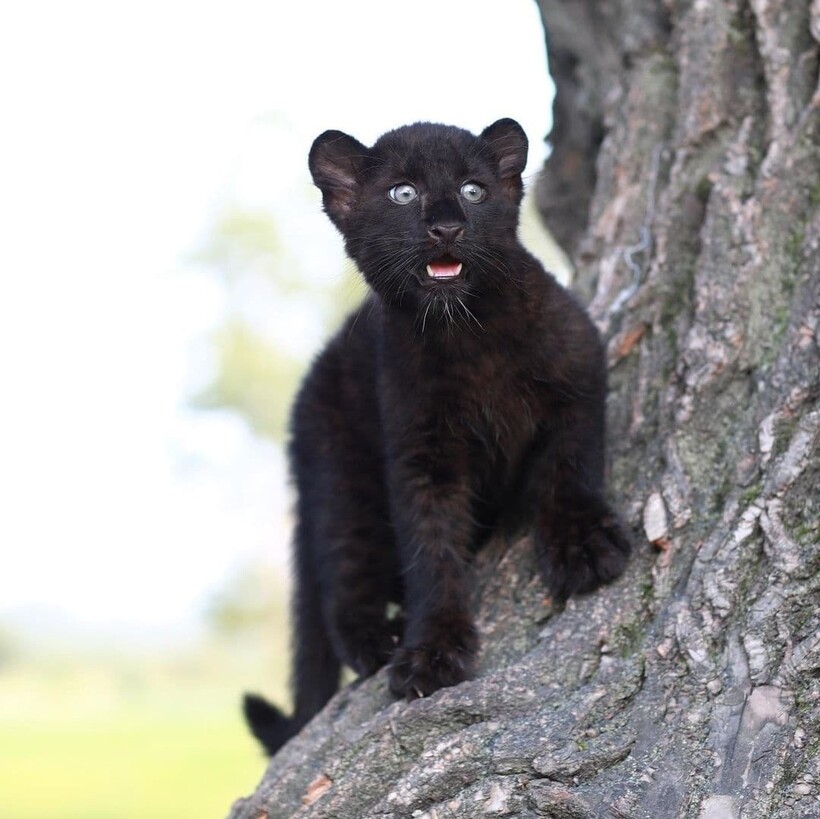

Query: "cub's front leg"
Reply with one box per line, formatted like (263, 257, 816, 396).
(385, 434, 479, 699)
(535, 397, 632, 602)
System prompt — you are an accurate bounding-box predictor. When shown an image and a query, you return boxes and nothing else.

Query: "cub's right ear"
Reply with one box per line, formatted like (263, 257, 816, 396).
(309, 130, 368, 229)
(480, 119, 528, 204)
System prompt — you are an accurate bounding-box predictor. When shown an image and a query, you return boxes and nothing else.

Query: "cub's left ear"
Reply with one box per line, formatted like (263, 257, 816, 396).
(309, 130, 368, 231)
(480, 118, 528, 202)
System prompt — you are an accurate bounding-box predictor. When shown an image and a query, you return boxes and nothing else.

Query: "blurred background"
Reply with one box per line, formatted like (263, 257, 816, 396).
(0, 1, 564, 816)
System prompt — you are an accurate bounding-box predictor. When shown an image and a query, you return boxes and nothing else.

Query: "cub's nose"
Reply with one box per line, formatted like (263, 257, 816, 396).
(427, 223, 465, 243)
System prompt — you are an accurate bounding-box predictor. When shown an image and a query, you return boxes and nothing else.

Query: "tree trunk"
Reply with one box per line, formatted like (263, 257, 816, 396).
(229, 1, 820, 816)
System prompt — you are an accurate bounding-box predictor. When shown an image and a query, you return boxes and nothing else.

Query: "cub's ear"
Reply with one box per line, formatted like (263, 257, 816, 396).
(480, 118, 528, 202)
(309, 130, 368, 229)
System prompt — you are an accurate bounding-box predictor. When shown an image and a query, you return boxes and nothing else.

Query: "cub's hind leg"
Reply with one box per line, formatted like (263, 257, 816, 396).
(245, 443, 400, 755)
(308, 465, 401, 679)
(245, 327, 398, 756)
(291, 363, 401, 681)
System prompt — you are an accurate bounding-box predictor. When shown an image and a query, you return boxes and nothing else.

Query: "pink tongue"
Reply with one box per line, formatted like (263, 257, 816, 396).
(427, 261, 462, 279)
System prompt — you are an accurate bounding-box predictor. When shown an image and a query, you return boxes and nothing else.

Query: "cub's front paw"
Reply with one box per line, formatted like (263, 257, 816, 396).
(388, 622, 478, 700)
(538, 510, 632, 603)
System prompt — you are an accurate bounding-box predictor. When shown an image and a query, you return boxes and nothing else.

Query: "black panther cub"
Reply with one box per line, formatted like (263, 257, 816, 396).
(244, 118, 631, 755)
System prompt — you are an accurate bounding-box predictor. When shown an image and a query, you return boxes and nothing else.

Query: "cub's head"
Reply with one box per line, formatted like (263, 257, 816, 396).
(308, 119, 528, 310)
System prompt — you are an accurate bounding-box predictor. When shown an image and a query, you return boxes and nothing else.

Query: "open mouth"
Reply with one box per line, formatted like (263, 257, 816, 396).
(426, 255, 463, 280)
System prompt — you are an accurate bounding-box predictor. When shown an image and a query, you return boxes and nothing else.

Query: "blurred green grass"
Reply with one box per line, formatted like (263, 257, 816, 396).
(0, 709, 261, 819)
(0, 615, 288, 819)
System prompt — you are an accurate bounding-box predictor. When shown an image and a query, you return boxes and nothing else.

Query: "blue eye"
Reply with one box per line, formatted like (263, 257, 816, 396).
(460, 182, 486, 203)
(389, 183, 418, 204)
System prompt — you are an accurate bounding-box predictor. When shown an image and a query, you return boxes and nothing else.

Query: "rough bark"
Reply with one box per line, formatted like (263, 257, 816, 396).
(229, 1, 820, 816)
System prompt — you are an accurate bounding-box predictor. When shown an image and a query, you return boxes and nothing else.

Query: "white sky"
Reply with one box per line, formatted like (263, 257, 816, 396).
(0, 1, 553, 636)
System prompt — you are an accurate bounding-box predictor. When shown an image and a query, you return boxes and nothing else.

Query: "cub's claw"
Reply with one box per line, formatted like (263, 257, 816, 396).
(388, 623, 478, 699)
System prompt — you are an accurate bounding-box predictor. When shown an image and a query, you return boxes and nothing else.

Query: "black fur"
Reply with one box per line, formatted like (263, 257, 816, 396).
(244, 119, 631, 755)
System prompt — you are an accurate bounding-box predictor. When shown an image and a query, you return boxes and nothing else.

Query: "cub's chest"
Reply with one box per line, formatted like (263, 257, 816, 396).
(385, 349, 538, 447)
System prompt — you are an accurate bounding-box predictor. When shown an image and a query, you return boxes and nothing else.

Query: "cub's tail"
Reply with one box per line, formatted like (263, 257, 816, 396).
(243, 515, 341, 756)
(242, 693, 302, 756)
(242, 554, 341, 755)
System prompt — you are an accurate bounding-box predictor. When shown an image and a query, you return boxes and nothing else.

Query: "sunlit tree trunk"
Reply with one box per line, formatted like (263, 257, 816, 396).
(229, 1, 820, 816)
